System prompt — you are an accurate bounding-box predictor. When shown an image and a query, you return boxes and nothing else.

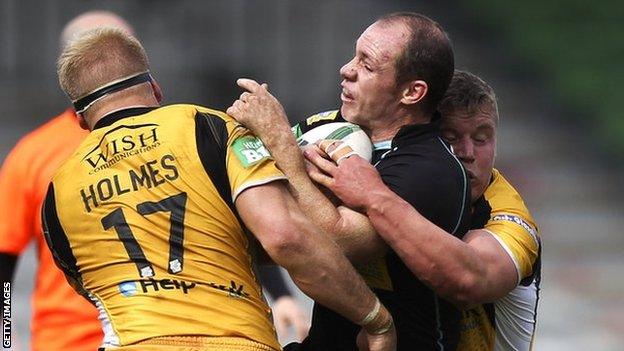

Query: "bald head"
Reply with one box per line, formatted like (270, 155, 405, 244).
(376, 12, 454, 114)
(60, 10, 134, 49)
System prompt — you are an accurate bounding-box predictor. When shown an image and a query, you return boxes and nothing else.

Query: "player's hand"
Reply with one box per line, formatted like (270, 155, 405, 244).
(272, 296, 310, 342)
(356, 322, 397, 351)
(301, 144, 341, 205)
(303, 141, 386, 211)
(227, 78, 291, 144)
(300, 144, 326, 178)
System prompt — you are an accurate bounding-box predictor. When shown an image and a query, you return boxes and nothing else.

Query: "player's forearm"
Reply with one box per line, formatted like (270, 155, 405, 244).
(274, 211, 391, 332)
(331, 206, 387, 264)
(281, 157, 385, 263)
(260, 128, 344, 234)
(364, 189, 490, 308)
(281, 159, 384, 263)
(258, 127, 385, 262)
(238, 183, 393, 334)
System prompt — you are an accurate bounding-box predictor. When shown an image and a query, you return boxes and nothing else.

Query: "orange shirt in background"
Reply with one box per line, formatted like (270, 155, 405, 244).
(0, 109, 101, 351)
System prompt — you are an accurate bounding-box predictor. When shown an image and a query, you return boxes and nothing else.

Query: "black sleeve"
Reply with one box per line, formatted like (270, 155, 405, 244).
(0, 253, 17, 284)
(257, 265, 292, 300)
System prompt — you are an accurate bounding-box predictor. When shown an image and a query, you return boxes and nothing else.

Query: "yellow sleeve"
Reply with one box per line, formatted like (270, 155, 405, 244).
(225, 123, 287, 201)
(486, 212, 539, 282)
(483, 170, 540, 283)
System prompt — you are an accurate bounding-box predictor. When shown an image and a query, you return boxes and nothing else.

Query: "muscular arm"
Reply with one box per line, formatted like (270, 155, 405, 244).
(310, 154, 518, 309)
(366, 187, 517, 309)
(257, 128, 385, 263)
(235, 181, 394, 340)
(227, 79, 385, 263)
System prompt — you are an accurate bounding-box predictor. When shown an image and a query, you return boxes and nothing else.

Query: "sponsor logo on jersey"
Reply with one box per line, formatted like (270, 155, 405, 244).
(119, 281, 138, 297)
(82, 124, 161, 173)
(232, 136, 272, 168)
(207, 280, 250, 299)
(118, 278, 249, 299)
(118, 278, 196, 297)
(491, 214, 538, 243)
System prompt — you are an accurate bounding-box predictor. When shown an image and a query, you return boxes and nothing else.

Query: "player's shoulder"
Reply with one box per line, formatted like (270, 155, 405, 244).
(144, 104, 237, 141)
(152, 104, 228, 121)
(485, 168, 538, 231)
(485, 169, 528, 207)
(292, 109, 345, 136)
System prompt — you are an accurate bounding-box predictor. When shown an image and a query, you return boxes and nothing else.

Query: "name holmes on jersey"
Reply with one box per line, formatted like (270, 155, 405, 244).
(78, 125, 181, 212)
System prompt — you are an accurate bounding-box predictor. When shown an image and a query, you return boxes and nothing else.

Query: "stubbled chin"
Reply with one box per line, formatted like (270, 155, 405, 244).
(340, 105, 354, 121)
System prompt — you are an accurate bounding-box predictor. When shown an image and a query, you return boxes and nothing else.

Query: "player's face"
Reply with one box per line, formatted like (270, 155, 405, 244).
(441, 108, 497, 202)
(339, 21, 406, 129)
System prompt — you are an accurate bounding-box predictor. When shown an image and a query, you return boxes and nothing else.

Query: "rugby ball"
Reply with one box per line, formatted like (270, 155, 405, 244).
(295, 122, 373, 162)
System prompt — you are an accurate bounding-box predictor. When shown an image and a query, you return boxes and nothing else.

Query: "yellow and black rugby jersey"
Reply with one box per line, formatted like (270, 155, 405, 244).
(42, 104, 285, 350)
(459, 168, 541, 351)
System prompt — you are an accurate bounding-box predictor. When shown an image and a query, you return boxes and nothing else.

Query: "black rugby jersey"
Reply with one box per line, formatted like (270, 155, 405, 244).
(294, 110, 471, 351)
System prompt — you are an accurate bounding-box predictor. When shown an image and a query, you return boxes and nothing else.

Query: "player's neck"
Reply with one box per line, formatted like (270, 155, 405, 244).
(368, 110, 430, 142)
(85, 95, 160, 130)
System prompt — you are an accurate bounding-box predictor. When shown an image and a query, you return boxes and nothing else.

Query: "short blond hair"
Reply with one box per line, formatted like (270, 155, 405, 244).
(438, 70, 499, 125)
(58, 27, 149, 100)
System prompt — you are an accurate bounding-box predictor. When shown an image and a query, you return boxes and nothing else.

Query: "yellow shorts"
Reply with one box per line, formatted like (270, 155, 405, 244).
(102, 336, 280, 351)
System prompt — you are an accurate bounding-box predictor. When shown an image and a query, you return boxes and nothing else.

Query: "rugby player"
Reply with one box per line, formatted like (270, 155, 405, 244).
(311, 71, 541, 350)
(228, 12, 472, 350)
(0, 11, 308, 349)
(42, 27, 395, 350)
(439, 71, 541, 350)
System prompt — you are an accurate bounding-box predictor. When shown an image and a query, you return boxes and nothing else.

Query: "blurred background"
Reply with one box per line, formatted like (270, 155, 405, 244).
(1, 0, 623, 350)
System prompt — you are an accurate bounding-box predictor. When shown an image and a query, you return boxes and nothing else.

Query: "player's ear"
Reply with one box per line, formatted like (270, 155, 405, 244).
(150, 79, 163, 103)
(400, 80, 427, 106)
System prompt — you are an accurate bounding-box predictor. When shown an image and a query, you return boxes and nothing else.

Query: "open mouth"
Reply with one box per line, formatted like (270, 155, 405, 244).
(341, 91, 354, 102)
(341, 85, 354, 102)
